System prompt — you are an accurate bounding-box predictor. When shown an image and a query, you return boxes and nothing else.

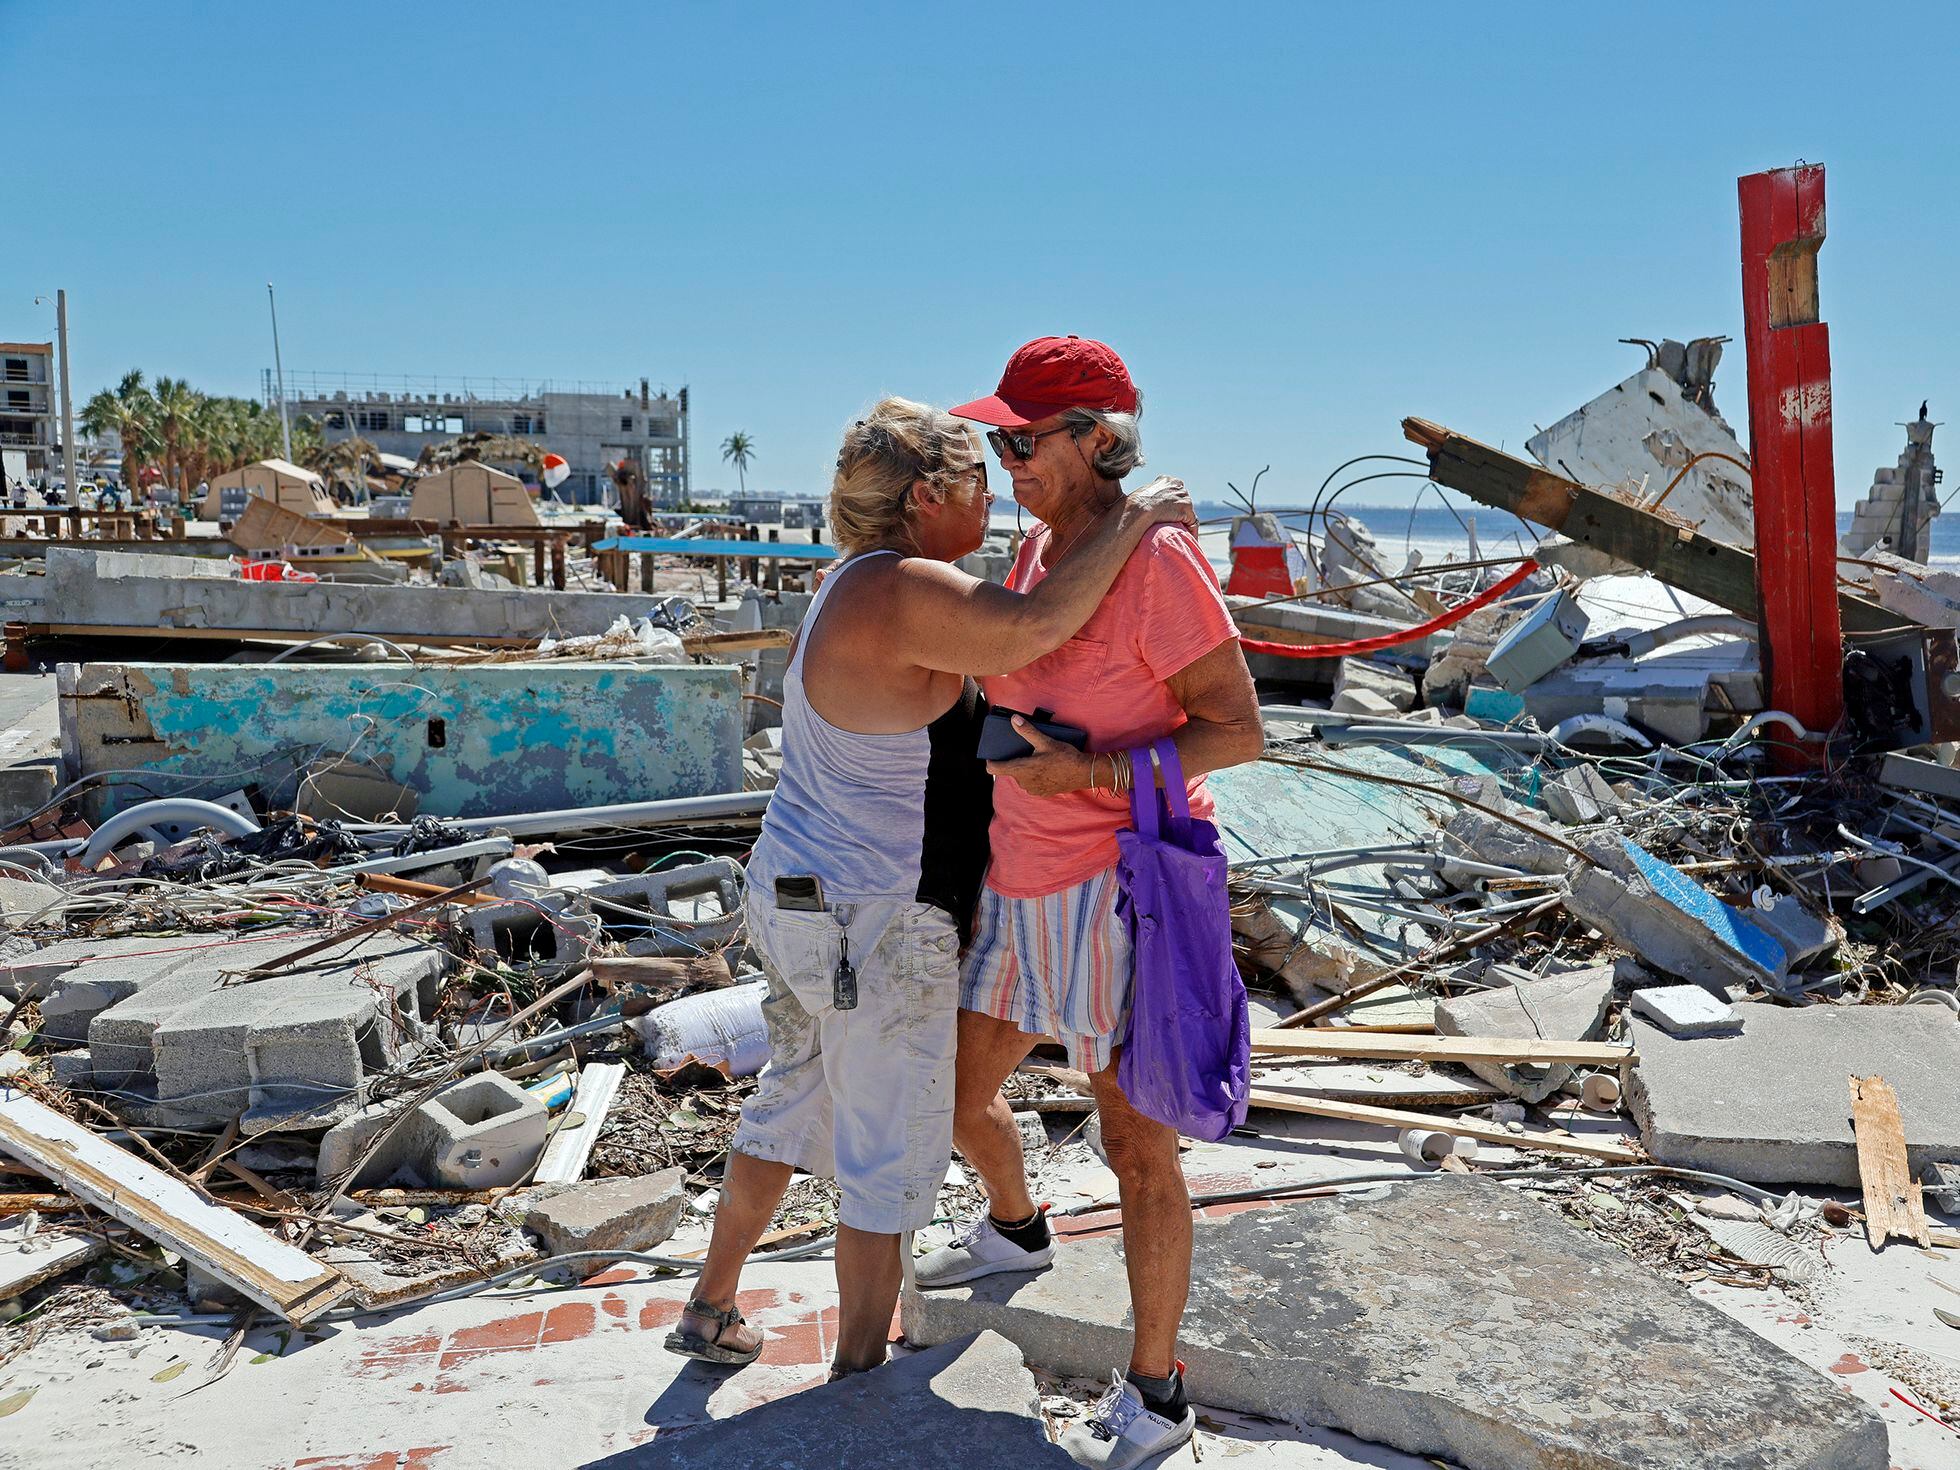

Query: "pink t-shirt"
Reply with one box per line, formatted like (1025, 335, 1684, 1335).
(982, 523, 1239, 898)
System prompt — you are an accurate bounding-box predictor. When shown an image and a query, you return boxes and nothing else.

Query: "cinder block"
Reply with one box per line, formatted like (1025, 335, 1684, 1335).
(1541, 765, 1621, 826)
(317, 1098, 417, 1189)
(1329, 687, 1402, 719)
(1485, 589, 1588, 692)
(466, 894, 601, 975)
(397, 1073, 549, 1189)
(600, 858, 745, 957)
(1332, 658, 1417, 713)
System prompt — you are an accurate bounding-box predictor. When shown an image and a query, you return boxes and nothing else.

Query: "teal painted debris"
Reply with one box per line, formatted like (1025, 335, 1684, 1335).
(59, 660, 744, 820)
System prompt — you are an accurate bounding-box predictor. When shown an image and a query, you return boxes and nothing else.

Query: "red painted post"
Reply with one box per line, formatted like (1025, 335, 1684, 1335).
(1738, 164, 1842, 769)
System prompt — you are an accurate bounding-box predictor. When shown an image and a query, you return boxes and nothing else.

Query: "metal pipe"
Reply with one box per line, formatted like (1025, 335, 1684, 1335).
(1616, 614, 1756, 657)
(1549, 714, 1653, 750)
(77, 799, 261, 867)
(354, 790, 769, 840)
(319, 836, 514, 878)
(1317, 724, 1548, 750)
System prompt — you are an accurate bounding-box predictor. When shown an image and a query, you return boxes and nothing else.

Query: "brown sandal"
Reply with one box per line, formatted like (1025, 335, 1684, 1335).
(663, 1297, 764, 1365)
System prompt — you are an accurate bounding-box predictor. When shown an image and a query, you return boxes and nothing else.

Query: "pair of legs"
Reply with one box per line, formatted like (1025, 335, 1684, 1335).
(689, 1152, 898, 1373)
(950, 1008, 1191, 1380)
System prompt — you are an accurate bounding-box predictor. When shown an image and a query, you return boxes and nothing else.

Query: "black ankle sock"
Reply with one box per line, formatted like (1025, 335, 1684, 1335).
(987, 1208, 1050, 1254)
(1126, 1366, 1188, 1420)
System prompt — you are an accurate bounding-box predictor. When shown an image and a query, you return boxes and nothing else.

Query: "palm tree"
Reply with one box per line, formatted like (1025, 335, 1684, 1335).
(721, 431, 755, 494)
(150, 376, 201, 491)
(78, 371, 158, 490)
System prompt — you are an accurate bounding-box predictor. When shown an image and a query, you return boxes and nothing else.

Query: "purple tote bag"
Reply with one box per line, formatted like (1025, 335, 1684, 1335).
(1114, 737, 1250, 1142)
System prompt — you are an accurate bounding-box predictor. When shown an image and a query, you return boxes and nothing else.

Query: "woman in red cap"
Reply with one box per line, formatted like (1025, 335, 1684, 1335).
(918, 337, 1264, 1470)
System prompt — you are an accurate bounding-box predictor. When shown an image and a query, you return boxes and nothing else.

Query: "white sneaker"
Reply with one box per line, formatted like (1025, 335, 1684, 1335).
(913, 1213, 1055, 1288)
(1059, 1372, 1196, 1470)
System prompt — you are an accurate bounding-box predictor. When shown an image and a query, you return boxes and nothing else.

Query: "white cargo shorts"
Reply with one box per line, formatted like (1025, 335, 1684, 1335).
(731, 889, 960, 1234)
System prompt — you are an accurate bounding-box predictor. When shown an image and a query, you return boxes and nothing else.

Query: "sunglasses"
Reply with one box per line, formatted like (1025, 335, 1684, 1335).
(985, 423, 1080, 462)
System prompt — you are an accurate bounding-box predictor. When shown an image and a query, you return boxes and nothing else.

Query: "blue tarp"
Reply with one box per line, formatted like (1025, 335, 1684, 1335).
(593, 536, 839, 559)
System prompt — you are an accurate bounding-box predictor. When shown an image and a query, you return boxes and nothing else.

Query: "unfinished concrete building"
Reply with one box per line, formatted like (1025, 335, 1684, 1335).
(270, 370, 689, 507)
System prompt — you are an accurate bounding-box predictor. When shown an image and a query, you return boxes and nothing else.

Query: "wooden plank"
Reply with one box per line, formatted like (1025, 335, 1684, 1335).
(590, 953, 733, 992)
(534, 1063, 626, 1186)
(1402, 419, 1903, 635)
(0, 1090, 349, 1322)
(1849, 1074, 1930, 1249)
(1251, 1028, 1632, 1067)
(680, 628, 794, 655)
(1247, 1087, 1640, 1161)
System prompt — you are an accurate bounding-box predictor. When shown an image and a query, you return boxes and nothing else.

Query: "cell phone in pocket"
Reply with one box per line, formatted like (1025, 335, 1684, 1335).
(774, 874, 826, 911)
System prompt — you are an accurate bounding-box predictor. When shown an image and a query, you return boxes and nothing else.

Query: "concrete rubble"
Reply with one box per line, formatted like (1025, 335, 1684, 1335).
(519, 1167, 688, 1256)
(1432, 963, 1614, 1101)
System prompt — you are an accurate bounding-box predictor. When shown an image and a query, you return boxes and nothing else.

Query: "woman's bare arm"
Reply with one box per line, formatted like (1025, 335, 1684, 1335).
(887, 478, 1193, 677)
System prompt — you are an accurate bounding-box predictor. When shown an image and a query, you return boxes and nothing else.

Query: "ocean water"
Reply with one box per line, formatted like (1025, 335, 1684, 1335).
(992, 501, 1960, 577)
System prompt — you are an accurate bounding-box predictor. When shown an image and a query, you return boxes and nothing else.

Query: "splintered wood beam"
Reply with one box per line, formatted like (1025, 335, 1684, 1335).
(1849, 1074, 1929, 1250)
(0, 1090, 348, 1323)
(1251, 1029, 1632, 1067)
(1246, 1088, 1639, 1161)
(1400, 418, 1901, 635)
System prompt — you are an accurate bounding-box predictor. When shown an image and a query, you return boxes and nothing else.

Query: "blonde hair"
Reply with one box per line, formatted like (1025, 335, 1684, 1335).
(829, 397, 983, 555)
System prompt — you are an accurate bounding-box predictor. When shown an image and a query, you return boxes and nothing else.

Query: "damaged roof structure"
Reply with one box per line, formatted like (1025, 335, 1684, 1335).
(0, 160, 1956, 1470)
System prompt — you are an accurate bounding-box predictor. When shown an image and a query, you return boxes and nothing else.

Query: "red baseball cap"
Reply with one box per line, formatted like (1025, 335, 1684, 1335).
(950, 336, 1139, 428)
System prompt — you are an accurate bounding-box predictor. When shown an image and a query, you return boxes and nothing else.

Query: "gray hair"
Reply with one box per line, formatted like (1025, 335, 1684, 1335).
(1062, 393, 1145, 480)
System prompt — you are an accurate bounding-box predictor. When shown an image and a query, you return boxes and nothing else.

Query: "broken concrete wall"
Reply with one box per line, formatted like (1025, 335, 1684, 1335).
(1526, 357, 1754, 548)
(42, 547, 653, 642)
(57, 660, 743, 821)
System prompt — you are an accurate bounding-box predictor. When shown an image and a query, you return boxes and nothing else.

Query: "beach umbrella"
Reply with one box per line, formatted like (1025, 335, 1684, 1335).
(540, 453, 571, 490)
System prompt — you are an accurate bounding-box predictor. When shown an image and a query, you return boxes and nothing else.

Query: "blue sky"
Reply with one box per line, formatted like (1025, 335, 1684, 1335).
(4, 1, 1955, 507)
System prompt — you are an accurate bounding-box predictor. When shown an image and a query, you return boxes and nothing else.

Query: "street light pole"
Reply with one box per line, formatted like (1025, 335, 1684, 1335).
(55, 290, 77, 499)
(267, 283, 292, 463)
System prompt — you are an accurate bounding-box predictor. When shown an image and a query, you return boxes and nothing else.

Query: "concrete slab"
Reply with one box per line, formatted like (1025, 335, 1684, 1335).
(521, 1168, 688, 1257)
(901, 1179, 1887, 1470)
(1432, 964, 1614, 1101)
(600, 1330, 1076, 1469)
(1629, 984, 1740, 1037)
(1562, 837, 1788, 994)
(1438, 807, 1569, 883)
(1627, 1005, 1960, 1185)
(44, 546, 657, 643)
